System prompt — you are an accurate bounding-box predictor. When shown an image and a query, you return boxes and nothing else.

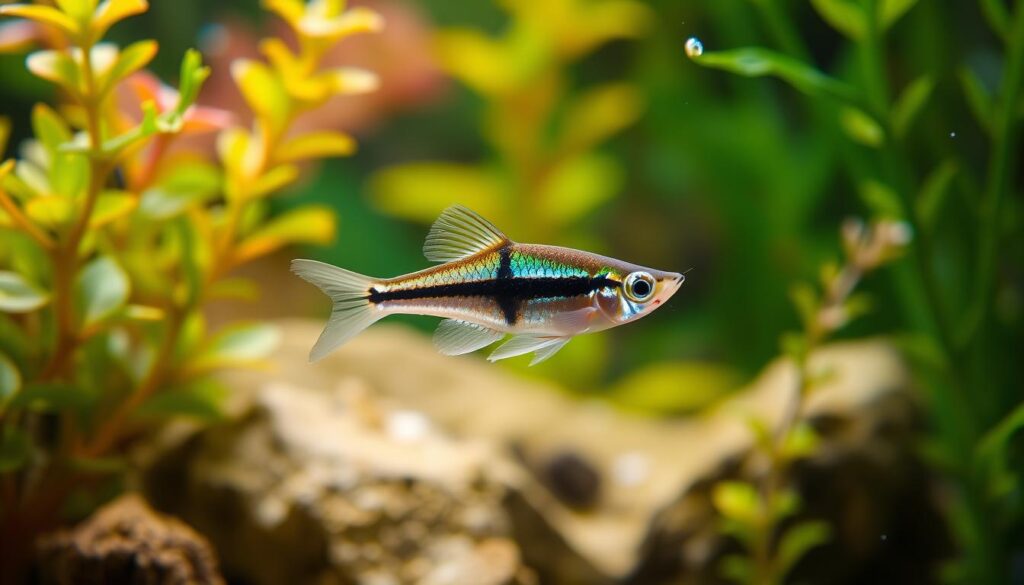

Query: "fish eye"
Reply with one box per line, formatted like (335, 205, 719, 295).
(623, 271, 656, 302)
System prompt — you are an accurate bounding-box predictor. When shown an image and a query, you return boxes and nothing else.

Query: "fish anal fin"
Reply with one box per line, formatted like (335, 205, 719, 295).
(434, 319, 504, 356)
(488, 334, 571, 366)
(423, 205, 510, 263)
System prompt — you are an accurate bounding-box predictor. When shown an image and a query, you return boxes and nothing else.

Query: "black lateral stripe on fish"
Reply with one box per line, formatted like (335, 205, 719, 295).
(292, 205, 685, 364)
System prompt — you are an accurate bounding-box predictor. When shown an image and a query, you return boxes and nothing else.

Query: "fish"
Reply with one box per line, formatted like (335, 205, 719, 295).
(291, 205, 685, 365)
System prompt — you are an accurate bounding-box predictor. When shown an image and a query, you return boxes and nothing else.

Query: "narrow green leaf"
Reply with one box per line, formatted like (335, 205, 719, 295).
(777, 520, 831, 578)
(176, 48, 211, 114)
(840, 106, 885, 147)
(136, 378, 228, 422)
(0, 427, 31, 473)
(892, 76, 934, 138)
(76, 255, 130, 328)
(959, 68, 993, 135)
(916, 160, 958, 230)
(859, 180, 903, 219)
(10, 382, 92, 411)
(881, 0, 919, 29)
(692, 47, 861, 106)
(31, 103, 72, 153)
(0, 271, 49, 312)
(810, 0, 865, 39)
(234, 204, 336, 262)
(0, 351, 21, 406)
(719, 554, 753, 584)
(100, 39, 158, 94)
(980, 0, 1011, 39)
(712, 481, 762, 525)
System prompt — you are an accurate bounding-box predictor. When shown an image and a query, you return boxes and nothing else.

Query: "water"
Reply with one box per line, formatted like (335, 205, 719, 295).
(685, 37, 704, 58)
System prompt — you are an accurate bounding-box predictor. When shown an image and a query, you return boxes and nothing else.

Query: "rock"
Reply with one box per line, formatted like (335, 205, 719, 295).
(144, 379, 528, 585)
(36, 493, 224, 585)
(142, 320, 939, 584)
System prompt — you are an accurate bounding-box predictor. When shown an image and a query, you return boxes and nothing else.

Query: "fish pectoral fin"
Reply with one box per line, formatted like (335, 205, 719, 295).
(423, 205, 510, 263)
(549, 307, 598, 335)
(488, 334, 571, 366)
(433, 319, 505, 356)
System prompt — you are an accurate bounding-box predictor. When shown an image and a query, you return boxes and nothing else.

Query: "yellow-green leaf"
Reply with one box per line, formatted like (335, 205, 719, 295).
(881, 0, 918, 28)
(25, 196, 73, 228)
(207, 277, 259, 302)
(559, 83, 643, 155)
(76, 255, 129, 328)
(916, 160, 958, 229)
(277, 131, 355, 162)
(55, 0, 97, 24)
(91, 0, 148, 40)
(0, 5, 79, 37)
(234, 204, 336, 263)
(840, 107, 885, 147)
(31, 104, 72, 153)
(435, 30, 513, 95)
(892, 76, 933, 138)
(99, 39, 157, 95)
(0, 351, 21, 407)
(136, 378, 228, 422)
(859, 180, 902, 219)
(536, 153, 621, 224)
(323, 67, 378, 95)
(26, 49, 81, 93)
(370, 162, 505, 224)
(191, 323, 280, 372)
(713, 481, 762, 525)
(810, 0, 865, 39)
(90, 189, 137, 228)
(0, 271, 49, 313)
(777, 521, 831, 578)
(248, 164, 298, 199)
(609, 361, 741, 415)
(231, 59, 290, 130)
(122, 304, 163, 321)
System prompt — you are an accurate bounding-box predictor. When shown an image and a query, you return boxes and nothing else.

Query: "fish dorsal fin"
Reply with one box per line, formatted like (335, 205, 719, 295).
(433, 319, 504, 356)
(423, 205, 509, 263)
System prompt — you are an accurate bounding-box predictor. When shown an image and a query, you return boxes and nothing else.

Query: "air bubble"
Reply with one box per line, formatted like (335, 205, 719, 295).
(685, 37, 704, 59)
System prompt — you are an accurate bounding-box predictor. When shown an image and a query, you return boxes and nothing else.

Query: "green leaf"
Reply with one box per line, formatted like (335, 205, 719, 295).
(0, 427, 31, 473)
(713, 481, 762, 526)
(0, 271, 49, 312)
(370, 162, 506, 224)
(76, 255, 130, 329)
(609, 361, 740, 415)
(979, 0, 1010, 39)
(248, 164, 299, 199)
(0, 351, 21, 407)
(207, 277, 259, 302)
(536, 153, 621, 225)
(26, 49, 82, 94)
(136, 378, 228, 422)
(781, 423, 820, 461)
(916, 160, 958, 230)
(234, 204, 336, 263)
(99, 39, 157, 95)
(777, 520, 831, 578)
(10, 382, 93, 411)
(892, 76, 933, 138)
(559, 83, 643, 155)
(31, 103, 72, 153)
(789, 282, 819, 330)
(90, 190, 137, 228)
(139, 159, 221, 219)
(719, 554, 753, 584)
(840, 107, 885, 147)
(175, 48, 211, 114)
(192, 323, 280, 371)
(810, 0, 865, 39)
(859, 180, 903, 219)
(692, 47, 860, 106)
(959, 68, 992, 135)
(881, 0, 918, 28)
(25, 196, 74, 228)
(55, 0, 96, 23)
(277, 131, 356, 162)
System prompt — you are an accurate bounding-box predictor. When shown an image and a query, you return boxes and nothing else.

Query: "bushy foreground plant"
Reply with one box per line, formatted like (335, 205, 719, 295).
(0, 0, 379, 576)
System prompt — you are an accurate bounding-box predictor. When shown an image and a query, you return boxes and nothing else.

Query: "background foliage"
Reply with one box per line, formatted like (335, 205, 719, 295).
(0, 0, 1021, 584)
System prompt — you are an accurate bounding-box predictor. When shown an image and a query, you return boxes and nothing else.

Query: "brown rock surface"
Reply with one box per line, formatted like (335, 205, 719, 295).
(141, 320, 935, 584)
(36, 493, 224, 585)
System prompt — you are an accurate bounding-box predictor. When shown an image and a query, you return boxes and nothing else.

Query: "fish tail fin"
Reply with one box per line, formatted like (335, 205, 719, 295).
(291, 259, 383, 362)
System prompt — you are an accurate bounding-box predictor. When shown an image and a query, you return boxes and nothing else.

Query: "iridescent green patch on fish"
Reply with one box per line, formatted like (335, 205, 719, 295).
(292, 205, 685, 365)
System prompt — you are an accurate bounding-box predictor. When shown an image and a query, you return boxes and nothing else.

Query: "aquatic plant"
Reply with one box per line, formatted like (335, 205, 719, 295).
(712, 218, 909, 585)
(0, 0, 379, 576)
(688, 1, 1024, 582)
